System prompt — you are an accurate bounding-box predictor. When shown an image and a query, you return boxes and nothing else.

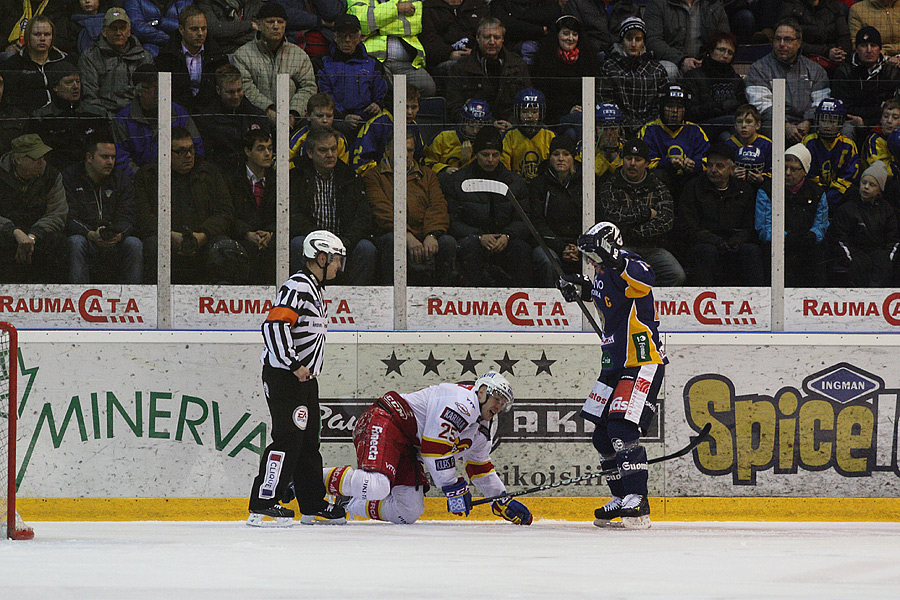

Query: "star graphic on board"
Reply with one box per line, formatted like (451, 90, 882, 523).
(495, 351, 518, 375)
(419, 350, 444, 376)
(381, 351, 406, 376)
(531, 350, 556, 376)
(456, 351, 481, 376)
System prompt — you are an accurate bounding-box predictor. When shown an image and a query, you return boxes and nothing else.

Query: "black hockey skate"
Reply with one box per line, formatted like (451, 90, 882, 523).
(593, 496, 624, 528)
(619, 494, 651, 530)
(247, 504, 295, 528)
(300, 500, 347, 525)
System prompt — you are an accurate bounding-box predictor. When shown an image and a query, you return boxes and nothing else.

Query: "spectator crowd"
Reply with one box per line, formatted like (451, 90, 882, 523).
(1, 0, 899, 288)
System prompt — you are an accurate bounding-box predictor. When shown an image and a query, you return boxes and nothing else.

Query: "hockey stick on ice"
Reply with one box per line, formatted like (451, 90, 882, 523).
(459, 178, 604, 338)
(471, 423, 712, 506)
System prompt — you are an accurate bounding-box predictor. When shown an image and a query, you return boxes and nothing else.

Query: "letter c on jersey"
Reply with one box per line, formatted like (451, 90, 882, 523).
(293, 406, 309, 430)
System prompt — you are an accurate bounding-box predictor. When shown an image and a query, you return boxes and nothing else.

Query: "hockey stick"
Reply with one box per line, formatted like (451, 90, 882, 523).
(471, 423, 712, 506)
(459, 178, 604, 337)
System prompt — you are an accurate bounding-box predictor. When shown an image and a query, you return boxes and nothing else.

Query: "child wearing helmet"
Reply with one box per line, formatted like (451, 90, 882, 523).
(501, 87, 556, 181)
(574, 103, 624, 181)
(555, 222, 666, 529)
(424, 98, 493, 175)
(803, 98, 861, 207)
(320, 372, 533, 526)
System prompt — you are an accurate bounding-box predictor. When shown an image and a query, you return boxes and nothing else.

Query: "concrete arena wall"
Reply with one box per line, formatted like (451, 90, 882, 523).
(13, 331, 900, 522)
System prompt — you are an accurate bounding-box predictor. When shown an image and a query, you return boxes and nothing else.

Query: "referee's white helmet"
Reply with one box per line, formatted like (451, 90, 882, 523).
(303, 230, 347, 270)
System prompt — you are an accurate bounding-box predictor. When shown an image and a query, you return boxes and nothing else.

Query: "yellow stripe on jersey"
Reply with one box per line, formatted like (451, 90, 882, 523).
(622, 269, 652, 298)
(421, 436, 455, 457)
(625, 304, 663, 367)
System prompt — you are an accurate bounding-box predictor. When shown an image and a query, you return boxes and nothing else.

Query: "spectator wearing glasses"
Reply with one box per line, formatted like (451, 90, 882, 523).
(681, 31, 747, 142)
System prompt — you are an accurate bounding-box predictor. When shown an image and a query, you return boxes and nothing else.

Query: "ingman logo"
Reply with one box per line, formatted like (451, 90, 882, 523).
(804, 363, 882, 404)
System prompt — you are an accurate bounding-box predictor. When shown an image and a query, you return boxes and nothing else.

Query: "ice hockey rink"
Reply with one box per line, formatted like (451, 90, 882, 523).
(2, 519, 898, 599)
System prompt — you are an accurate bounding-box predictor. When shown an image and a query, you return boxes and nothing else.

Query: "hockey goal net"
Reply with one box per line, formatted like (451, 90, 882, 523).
(1, 322, 33, 540)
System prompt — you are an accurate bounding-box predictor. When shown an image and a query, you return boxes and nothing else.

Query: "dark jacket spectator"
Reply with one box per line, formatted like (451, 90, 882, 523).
(599, 167, 674, 249)
(272, 0, 346, 53)
(778, 0, 852, 64)
(0, 134, 67, 282)
(78, 28, 155, 116)
(155, 33, 230, 113)
(194, 92, 269, 173)
(112, 98, 204, 178)
(196, 0, 266, 55)
(681, 32, 747, 130)
(643, 0, 729, 73)
(289, 153, 374, 258)
(29, 62, 110, 172)
(488, 0, 561, 49)
(832, 29, 900, 127)
(446, 24, 531, 122)
(0, 73, 27, 156)
(444, 163, 531, 242)
(52, 0, 111, 59)
(419, 0, 490, 71)
(529, 15, 600, 124)
(63, 160, 138, 240)
(561, 0, 615, 58)
(314, 39, 389, 120)
(124, 0, 194, 57)
(1, 29, 69, 115)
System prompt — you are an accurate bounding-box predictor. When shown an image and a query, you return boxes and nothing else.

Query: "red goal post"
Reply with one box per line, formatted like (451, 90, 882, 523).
(0, 322, 33, 540)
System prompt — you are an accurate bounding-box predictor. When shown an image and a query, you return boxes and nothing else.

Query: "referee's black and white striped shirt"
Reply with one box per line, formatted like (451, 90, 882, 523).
(261, 267, 327, 376)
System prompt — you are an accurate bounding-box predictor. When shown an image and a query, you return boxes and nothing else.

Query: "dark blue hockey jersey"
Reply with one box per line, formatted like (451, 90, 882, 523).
(639, 120, 709, 174)
(725, 133, 773, 180)
(803, 133, 860, 206)
(591, 250, 668, 375)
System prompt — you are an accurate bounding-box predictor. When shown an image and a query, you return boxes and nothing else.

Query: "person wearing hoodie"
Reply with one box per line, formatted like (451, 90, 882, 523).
(29, 60, 109, 172)
(78, 7, 154, 116)
(1, 14, 69, 116)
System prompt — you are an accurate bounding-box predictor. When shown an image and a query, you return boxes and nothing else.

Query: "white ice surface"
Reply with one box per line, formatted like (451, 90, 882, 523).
(1, 520, 898, 599)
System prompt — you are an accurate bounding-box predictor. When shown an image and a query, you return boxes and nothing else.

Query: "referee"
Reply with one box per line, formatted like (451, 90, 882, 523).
(248, 230, 348, 527)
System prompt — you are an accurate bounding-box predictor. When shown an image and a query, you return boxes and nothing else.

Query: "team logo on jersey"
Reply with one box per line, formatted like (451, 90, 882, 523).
(455, 402, 471, 416)
(441, 407, 468, 431)
(259, 451, 285, 499)
(293, 406, 309, 430)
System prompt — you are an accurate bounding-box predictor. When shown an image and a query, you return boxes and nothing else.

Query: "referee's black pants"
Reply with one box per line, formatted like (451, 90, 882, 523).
(249, 365, 328, 515)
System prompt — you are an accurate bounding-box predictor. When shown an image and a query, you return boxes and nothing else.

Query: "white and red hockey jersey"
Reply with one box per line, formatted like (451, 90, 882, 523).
(401, 382, 507, 498)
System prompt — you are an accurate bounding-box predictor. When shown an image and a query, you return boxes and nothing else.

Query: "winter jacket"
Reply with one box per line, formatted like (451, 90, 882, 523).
(597, 44, 669, 135)
(193, 95, 269, 173)
(777, 0, 852, 59)
(755, 178, 830, 243)
(446, 47, 531, 121)
(643, 0, 729, 66)
(745, 51, 830, 124)
(78, 34, 155, 117)
(0, 103, 27, 156)
(289, 154, 374, 250)
(71, 12, 106, 55)
(419, 0, 489, 68)
(347, 0, 428, 69)
(849, 0, 900, 57)
(681, 56, 747, 124)
(530, 31, 601, 124)
(442, 161, 531, 241)
(155, 35, 230, 113)
(562, 0, 614, 57)
(0, 153, 67, 242)
(124, 0, 193, 57)
(112, 99, 204, 178)
(29, 94, 110, 173)
(228, 165, 277, 239)
(232, 34, 317, 116)
(488, 0, 561, 45)
(677, 174, 756, 249)
(134, 158, 234, 238)
(529, 162, 597, 255)
(315, 43, 389, 117)
(598, 168, 674, 247)
(273, 0, 346, 38)
(62, 161, 138, 238)
(833, 188, 900, 255)
(0, 46, 69, 116)
(196, 0, 266, 54)
(365, 158, 450, 239)
(831, 54, 900, 126)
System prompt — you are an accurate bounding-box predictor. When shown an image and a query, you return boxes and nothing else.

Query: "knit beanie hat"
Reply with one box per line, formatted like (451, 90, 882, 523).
(473, 125, 503, 153)
(786, 143, 812, 173)
(549, 134, 576, 156)
(862, 160, 888, 192)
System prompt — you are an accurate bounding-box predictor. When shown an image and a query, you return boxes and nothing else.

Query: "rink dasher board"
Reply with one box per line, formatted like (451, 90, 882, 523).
(9, 331, 900, 514)
(3, 285, 900, 332)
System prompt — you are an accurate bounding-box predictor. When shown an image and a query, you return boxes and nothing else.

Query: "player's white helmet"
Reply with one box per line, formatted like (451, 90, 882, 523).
(303, 230, 347, 271)
(474, 371, 514, 412)
(578, 221, 623, 264)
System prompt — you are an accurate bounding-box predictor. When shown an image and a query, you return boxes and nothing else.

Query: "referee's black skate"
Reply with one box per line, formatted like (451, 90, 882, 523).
(247, 504, 295, 528)
(300, 500, 347, 525)
(619, 494, 651, 529)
